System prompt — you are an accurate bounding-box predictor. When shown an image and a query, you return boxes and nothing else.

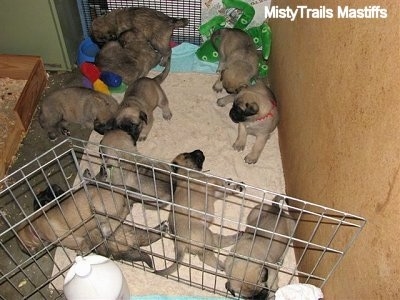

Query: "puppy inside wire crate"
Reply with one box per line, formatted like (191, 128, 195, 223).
(77, 0, 203, 44)
(0, 138, 366, 299)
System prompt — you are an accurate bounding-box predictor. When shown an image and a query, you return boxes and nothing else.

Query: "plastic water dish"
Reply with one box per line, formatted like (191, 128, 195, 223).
(77, 37, 100, 66)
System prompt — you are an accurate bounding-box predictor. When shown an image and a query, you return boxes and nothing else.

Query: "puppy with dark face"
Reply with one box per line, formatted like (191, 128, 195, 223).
(155, 150, 242, 276)
(18, 184, 168, 268)
(39, 87, 119, 140)
(17, 185, 130, 254)
(33, 184, 65, 210)
(224, 197, 291, 299)
(111, 76, 172, 142)
(96, 29, 170, 85)
(211, 28, 259, 94)
(91, 7, 189, 65)
(217, 80, 279, 164)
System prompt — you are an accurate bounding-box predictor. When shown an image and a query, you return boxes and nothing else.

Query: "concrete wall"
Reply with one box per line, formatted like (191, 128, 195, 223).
(268, 0, 400, 298)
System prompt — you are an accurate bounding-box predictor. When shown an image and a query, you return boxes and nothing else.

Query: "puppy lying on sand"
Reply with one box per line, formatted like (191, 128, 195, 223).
(18, 184, 167, 268)
(91, 7, 188, 65)
(96, 29, 170, 85)
(211, 28, 259, 94)
(39, 87, 119, 140)
(217, 80, 279, 164)
(155, 149, 243, 276)
(111, 76, 172, 142)
(224, 197, 292, 298)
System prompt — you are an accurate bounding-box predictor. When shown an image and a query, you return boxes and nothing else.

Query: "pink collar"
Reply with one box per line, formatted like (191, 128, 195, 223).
(256, 101, 277, 122)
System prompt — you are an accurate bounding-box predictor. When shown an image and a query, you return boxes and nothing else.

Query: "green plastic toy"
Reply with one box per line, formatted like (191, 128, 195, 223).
(196, 0, 272, 78)
(223, 0, 255, 29)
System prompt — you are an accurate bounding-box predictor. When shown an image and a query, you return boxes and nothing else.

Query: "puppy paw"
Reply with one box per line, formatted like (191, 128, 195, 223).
(224, 180, 245, 192)
(233, 141, 246, 152)
(159, 220, 170, 233)
(61, 128, 70, 136)
(244, 153, 259, 164)
(138, 135, 148, 142)
(216, 98, 227, 107)
(213, 81, 223, 93)
(82, 169, 92, 179)
(163, 111, 172, 120)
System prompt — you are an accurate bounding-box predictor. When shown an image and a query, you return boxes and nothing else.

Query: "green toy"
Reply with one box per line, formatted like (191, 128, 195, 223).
(223, 0, 255, 29)
(196, 15, 226, 63)
(196, 0, 272, 78)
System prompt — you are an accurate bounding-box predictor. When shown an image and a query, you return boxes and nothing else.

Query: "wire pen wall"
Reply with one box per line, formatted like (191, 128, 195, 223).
(0, 138, 366, 299)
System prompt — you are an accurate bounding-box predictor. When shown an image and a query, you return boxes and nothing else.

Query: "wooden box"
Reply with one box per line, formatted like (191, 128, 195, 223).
(0, 55, 47, 178)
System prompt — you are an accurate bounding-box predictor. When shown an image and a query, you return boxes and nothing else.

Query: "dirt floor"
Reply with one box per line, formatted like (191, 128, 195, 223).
(0, 68, 92, 300)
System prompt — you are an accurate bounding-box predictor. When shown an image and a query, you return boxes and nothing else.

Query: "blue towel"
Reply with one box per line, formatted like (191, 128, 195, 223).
(153, 43, 218, 74)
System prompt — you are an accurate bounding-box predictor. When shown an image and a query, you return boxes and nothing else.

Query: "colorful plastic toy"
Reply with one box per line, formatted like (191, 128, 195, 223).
(196, 0, 272, 78)
(100, 71, 123, 88)
(77, 37, 126, 93)
(80, 62, 110, 95)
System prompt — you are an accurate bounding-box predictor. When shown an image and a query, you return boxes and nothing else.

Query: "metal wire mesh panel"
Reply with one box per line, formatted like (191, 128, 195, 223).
(78, 0, 202, 44)
(0, 138, 366, 299)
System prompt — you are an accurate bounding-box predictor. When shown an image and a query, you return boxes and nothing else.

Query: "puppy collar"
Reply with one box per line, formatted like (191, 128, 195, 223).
(256, 101, 277, 122)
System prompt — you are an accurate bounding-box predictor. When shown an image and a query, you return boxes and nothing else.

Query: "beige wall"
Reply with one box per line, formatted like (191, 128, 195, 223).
(269, 0, 400, 298)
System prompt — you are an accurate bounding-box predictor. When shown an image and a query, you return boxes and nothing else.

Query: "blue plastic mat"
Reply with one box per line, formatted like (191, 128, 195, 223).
(153, 42, 218, 74)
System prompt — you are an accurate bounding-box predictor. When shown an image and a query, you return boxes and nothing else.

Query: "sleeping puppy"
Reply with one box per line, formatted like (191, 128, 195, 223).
(224, 197, 291, 298)
(91, 7, 189, 65)
(96, 29, 170, 85)
(217, 80, 279, 164)
(211, 28, 259, 94)
(17, 185, 130, 254)
(112, 76, 172, 141)
(97, 130, 178, 209)
(155, 150, 242, 276)
(18, 184, 167, 268)
(39, 87, 119, 140)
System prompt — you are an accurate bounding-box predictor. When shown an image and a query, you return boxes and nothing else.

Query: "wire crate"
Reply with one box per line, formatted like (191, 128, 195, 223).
(0, 138, 366, 299)
(77, 0, 203, 44)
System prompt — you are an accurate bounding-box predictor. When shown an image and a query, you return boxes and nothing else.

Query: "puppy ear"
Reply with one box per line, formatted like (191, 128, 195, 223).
(139, 111, 148, 124)
(244, 102, 259, 117)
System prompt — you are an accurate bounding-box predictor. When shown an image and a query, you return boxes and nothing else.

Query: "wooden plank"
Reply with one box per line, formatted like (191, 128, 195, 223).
(0, 54, 47, 178)
(0, 113, 25, 179)
(14, 58, 47, 130)
(0, 54, 41, 79)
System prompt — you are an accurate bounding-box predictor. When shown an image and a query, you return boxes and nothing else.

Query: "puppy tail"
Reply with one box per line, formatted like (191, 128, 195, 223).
(154, 246, 185, 276)
(154, 55, 171, 84)
(171, 17, 189, 28)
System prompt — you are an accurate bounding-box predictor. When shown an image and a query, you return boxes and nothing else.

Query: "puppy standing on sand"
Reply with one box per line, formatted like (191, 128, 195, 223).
(217, 80, 279, 164)
(155, 149, 243, 276)
(211, 28, 259, 94)
(39, 87, 119, 140)
(91, 7, 189, 65)
(111, 76, 172, 142)
(224, 197, 292, 298)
